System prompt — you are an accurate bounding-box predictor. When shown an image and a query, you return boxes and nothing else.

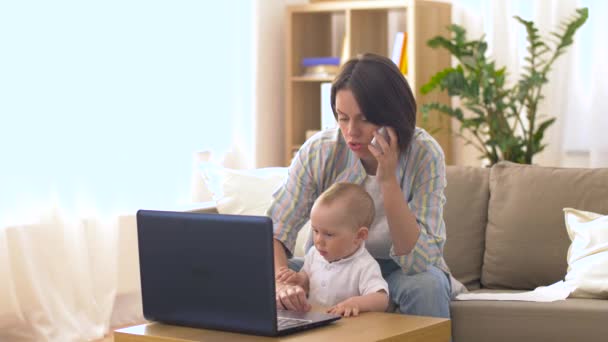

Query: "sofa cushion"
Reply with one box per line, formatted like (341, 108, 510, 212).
(482, 162, 608, 289)
(443, 166, 490, 290)
(563, 208, 608, 298)
(201, 166, 288, 216)
(450, 290, 608, 342)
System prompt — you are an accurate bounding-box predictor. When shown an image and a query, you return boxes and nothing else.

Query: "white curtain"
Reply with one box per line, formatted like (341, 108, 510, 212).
(581, 0, 608, 167)
(452, 0, 608, 167)
(0, 1, 256, 340)
(1, 214, 119, 341)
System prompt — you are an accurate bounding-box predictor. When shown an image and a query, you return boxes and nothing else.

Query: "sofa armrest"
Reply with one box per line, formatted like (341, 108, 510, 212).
(184, 201, 218, 214)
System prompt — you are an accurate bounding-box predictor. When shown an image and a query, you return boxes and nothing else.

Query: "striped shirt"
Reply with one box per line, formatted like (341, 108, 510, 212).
(267, 127, 449, 275)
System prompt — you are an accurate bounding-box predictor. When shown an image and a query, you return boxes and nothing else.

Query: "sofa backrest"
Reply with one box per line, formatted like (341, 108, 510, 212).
(443, 166, 490, 290)
(482, 162, 608, 290)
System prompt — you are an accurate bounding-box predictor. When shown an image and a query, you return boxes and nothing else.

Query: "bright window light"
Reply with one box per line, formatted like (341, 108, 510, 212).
(0, 1, 254, 220)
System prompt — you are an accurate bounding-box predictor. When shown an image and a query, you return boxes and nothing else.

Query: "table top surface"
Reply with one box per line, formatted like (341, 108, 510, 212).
(115, 312, 450, 342)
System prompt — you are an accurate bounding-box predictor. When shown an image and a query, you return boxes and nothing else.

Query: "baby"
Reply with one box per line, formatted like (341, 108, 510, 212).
(276, 182, 389, 317)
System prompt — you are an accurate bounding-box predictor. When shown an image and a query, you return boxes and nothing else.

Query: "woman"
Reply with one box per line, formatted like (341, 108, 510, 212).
(268, 53, 451, 318)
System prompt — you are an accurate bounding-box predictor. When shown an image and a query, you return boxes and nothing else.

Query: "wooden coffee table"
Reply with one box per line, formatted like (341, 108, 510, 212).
(114, 312, 450, 342)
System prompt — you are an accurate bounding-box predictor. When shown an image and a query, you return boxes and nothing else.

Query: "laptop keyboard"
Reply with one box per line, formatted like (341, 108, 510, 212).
(277, 317, 313, 330)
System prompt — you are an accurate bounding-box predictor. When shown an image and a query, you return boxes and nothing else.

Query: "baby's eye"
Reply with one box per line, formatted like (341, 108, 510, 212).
(324, 233, 334, 237)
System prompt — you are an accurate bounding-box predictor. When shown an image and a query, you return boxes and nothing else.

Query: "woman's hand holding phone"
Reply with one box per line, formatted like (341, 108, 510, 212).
(369, 126, 399, 184)
(370, 126, 390, 154)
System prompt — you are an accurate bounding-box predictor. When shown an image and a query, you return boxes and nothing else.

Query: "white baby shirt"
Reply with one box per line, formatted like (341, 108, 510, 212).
(302, 243, 389, 307)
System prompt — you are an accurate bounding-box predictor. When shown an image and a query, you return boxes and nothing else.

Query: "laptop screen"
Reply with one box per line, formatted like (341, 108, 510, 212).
(136, 210, 278, 335)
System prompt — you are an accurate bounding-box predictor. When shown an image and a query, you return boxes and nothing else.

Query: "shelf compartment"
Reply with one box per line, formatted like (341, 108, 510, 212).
(350, 8, 407, 59)
(290, 11, 344, 77)
(288, 82, 323, 147)
(350, 10, 389, 57)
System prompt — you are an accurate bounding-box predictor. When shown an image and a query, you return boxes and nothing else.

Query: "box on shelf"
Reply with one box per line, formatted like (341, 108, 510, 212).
(302, 56, 340, 77)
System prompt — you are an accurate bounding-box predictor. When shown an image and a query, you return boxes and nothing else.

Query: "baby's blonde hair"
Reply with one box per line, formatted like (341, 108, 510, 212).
(315, 182, 375, 229)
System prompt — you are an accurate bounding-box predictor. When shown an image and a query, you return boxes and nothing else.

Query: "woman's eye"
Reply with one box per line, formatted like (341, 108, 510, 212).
(338, 117, 348, 122)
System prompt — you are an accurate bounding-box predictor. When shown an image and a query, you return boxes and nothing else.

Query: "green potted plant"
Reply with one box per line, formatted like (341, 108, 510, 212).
(421, 8, 588, 165)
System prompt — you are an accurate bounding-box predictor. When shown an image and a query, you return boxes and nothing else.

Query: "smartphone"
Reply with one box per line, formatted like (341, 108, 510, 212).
(370, 127, 390, 153)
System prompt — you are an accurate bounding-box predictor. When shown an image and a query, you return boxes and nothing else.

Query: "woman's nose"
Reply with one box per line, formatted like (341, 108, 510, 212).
(348, 121, 360, 137)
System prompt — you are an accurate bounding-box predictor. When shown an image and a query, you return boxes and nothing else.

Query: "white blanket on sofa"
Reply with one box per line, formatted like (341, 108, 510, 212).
(455, 281, 574, 302)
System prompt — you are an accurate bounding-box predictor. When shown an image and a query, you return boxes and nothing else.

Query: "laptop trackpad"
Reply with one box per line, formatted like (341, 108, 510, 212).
(277, 309, 340, 331)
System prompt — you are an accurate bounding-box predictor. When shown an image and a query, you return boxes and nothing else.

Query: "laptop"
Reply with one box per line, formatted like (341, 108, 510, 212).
(136, 209, 341, 336)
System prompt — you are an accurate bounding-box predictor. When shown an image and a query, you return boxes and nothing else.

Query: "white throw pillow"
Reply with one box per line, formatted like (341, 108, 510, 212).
(563, 208, 608, 299)
(204, 166, 287, 216)
(200, 165, 311, 257)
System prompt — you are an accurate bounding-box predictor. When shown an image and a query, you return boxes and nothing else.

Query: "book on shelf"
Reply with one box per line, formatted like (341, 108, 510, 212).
(399, 31, 408, 75)
(302, 65, 339, 77)
(390, 31, 408, 75)
(391, 32, 405, 65)
(301, 56, 341, 77)
(302, 57, 341, 66)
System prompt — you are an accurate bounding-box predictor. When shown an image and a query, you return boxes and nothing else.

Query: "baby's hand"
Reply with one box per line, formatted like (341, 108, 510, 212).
(275, 266, 299, 284)
(327, 298, 361, 317)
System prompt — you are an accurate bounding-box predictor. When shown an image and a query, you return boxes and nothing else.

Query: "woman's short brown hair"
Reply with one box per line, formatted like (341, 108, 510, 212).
(330, 53, 417, 151)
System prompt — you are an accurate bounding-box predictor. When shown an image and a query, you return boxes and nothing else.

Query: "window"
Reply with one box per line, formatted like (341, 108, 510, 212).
(0, 1, 254, 220)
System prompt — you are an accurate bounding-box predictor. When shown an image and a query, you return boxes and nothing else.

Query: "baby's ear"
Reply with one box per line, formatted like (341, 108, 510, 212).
(357, 226, 369, 241)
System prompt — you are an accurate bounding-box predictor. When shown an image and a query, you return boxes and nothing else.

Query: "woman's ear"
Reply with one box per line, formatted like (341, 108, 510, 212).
(356, 226, 369, 242)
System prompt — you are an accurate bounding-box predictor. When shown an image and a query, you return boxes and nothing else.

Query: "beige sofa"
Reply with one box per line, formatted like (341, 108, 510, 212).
(197, 161, 607, 341)
(93, 161, 605, 342)
(444, 162, 608, 342)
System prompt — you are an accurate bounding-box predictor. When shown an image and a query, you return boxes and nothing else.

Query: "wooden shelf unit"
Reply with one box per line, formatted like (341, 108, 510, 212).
(284, 0, 453, 165)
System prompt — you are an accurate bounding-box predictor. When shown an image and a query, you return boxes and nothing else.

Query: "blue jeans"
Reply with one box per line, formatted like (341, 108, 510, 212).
(287, 257, 451, 318)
